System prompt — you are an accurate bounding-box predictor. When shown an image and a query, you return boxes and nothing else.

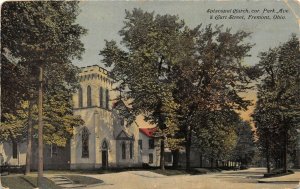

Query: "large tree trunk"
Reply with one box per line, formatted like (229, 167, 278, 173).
(210, 158, 214, 168)
(185, 126, 192, 170)
(266, 140, 271, 173)
(25, 100, 34, 175)
(215, 160, 219, 168)
(160, 138, 165, 170)
(283, 130, 288, 173)
(186, 123, 194, 171)
(199, 153, 203, 168)
(172, 149, 179, 169)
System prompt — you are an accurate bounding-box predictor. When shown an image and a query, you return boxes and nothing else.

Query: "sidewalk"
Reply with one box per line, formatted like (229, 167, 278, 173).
(258, 170, 300, 184)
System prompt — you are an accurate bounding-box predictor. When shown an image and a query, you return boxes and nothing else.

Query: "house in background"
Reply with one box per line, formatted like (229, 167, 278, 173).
(138, 127, 160, 166)
(138, 127, 173, 167)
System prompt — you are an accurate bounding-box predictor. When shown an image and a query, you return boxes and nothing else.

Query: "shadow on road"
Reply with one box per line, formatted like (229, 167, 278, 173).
(211, 168, 265, 184)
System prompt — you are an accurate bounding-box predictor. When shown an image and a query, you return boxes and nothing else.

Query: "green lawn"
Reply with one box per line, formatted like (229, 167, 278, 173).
(1, 176, 61, 189)
(64, 175, 103, 185)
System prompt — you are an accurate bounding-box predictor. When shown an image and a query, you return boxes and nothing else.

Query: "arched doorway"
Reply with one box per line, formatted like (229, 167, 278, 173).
(102, 140, 109, 168)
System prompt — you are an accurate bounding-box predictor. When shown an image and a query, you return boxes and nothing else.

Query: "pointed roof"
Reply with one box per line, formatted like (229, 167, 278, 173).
(116, 130, 134, 141)
(139, 127, 158, 138)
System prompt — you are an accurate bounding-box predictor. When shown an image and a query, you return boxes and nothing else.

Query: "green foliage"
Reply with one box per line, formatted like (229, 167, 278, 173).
(193, 110, 239, 160)
(101, 9, 256, 166)
(1, 1, 87, 145)
(171, 24, 255, 167)
(101, 8, 185, 138)
(253, 35, 300, 170)
(1, 93, 84, 147)
(231, 121, 256, 165)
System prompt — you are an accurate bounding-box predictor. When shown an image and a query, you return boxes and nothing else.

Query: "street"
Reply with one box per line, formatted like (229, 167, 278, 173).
(85, 168, 299, 189)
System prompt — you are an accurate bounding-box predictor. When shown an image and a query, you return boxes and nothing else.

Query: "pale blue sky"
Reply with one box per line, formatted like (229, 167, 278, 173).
(73, 0, 300, 68)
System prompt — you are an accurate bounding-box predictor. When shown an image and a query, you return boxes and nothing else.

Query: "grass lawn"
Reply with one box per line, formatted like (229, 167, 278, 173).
(64, 175, 103, 185)
(1, 175, 61, 189)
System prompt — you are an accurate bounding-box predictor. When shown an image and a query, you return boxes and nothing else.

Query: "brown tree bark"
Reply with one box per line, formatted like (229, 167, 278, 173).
(25, 100, 34, 175)
(199, 153, 203, 168)
(185, 125, 192, 170)
(160, 138, 165, 170)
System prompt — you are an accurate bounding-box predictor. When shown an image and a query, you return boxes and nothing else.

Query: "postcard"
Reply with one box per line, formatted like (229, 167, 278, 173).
(1, 1, 299, 189)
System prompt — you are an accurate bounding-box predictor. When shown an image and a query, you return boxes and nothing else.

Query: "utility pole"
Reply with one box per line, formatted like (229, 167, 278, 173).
(37, 65, 44, 188)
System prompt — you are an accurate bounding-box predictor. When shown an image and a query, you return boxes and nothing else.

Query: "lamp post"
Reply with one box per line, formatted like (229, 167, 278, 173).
(0, 153, 2, 189)
(37, 64, 44, 188)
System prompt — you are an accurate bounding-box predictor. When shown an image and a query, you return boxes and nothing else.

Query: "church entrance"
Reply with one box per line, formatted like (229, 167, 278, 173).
(102, 150, 108, 168)
(102, 140, 109, 168)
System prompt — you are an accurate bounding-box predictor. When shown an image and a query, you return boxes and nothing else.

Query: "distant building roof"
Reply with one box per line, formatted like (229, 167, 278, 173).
(139, 127, 158, 138)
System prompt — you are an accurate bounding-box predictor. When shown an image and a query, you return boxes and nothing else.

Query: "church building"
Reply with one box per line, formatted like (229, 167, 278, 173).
(70, 65, 141, 169)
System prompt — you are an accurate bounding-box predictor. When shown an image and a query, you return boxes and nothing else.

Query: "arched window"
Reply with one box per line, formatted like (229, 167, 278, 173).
(130, 142, 133, 159)
(102, 140, 108, 150)
(78, 87, 83, 108)
(121, 142, 126, 159)
(82, 127, 89, 158)
(99, 87, 103, 108)
(87, 86, 92, 107)
(106, 89, 109, 109)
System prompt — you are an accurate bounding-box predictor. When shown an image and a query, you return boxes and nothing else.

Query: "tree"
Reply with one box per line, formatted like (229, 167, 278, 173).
(1, 1, 87, 182)
(231, 121, 256, 167)
(253, 35, 300, 173)
(100, 8, 194, 170)
(172, 24, 255, 170)
(193, 110, 239, 168)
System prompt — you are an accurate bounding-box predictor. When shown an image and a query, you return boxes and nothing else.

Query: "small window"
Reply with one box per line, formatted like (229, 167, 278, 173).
(130, 142, 133, 159)
(82, 127, 89, 158)
(51, 144, 58, 157)
(122, 142, 126, 159)
(138, 140, 143, 150)
(78, 87, 83, 108)
(149, 153, 153, 164)
(12, 141, 17, 159)
(87, 86, 92, 107)
(149, 139, 154, 149)
(106, 89, 109, 109)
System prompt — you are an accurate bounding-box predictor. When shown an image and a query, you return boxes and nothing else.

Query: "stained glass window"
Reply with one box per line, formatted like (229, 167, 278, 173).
(82, 127, 89, 158)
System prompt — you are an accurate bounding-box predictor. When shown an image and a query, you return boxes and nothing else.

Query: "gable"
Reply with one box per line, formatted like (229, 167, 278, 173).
(116, 130, 134, 141)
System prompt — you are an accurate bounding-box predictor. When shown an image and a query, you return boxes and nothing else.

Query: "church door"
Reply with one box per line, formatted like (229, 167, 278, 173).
(101, 140, 109, 168)
(102, 150, 108, 168)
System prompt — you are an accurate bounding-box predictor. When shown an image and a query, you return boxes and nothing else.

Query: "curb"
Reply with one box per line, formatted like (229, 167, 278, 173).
(258, 180, 299, 184)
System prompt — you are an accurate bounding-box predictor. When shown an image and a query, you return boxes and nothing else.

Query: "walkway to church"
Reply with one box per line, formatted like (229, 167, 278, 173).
(73, 168, 299, 189)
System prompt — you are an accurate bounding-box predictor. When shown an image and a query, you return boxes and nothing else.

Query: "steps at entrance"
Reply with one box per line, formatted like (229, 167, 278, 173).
(49, 176, 86, 189)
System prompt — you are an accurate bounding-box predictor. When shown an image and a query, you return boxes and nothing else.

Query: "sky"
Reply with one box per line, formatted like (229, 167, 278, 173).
(72, 0, 300, 125)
